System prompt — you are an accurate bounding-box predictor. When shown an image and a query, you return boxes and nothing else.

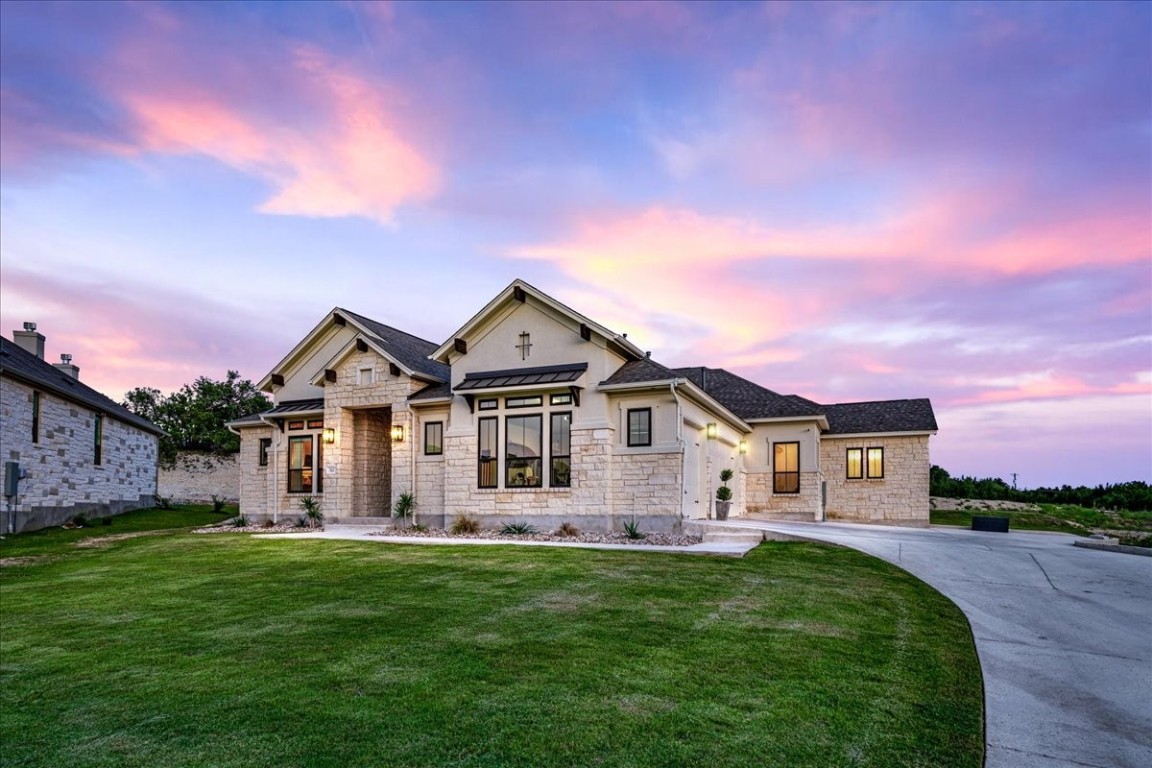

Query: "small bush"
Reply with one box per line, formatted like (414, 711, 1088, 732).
(557, 522, 580, 537)
(261, 519, 275, 529)
(232, 514, 249, 528)
(101, 516, 113, 526)
(451, 515, 480, 535)
(299, 496, 323, 529)
(72, 513, 88, 527)
(501, 521, 538, 535)
(153, 495, 172, 510)
(623, 518, 645, 540)
(211, 495, 226, 514)
(294, 516, 309, 528)
(393, 492, 416, 519)
(410, 523, 428, 532)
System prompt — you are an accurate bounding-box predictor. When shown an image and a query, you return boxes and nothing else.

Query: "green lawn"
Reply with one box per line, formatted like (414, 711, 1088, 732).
(1, 513, 983, 768)
(930, 503, 1152, 546)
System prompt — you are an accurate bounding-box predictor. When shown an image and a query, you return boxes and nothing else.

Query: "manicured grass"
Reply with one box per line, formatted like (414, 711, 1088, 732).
(931, 503, 1152, 545)
(0, 523, 983, 767)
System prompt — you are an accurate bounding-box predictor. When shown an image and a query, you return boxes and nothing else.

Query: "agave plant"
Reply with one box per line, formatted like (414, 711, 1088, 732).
(501, 521, 538, 535)
(299, 496, 323, 529)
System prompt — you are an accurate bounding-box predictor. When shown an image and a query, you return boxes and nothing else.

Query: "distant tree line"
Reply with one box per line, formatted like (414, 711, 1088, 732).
(930, 465, 1151, 512)
(122, 371, 270, 468)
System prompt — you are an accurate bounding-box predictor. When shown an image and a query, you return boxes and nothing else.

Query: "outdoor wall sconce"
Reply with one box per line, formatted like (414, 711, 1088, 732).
(738, 439, 748, 454)
(322, 428, 336, 445)
(706, 422, 718, 440)
(391, 425, 405, 443)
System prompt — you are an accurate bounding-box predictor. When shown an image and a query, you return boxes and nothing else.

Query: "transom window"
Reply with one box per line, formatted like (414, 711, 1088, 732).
(288, 420, 305, 431)
(627, 408, 651, 447)
(307, 419, 324, 430)
(424, 421, 443, 456)
(773, 442, 799, 494)
(478, 398, 498, 410)
(505, 395, 542, 409)
(550, 392, 572, 406)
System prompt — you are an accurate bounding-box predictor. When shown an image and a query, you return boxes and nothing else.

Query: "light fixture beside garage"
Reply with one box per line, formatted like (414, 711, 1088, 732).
(706, 422, 718, 440)
(739, 439, 748, 454)
(391, 424, 405, 443)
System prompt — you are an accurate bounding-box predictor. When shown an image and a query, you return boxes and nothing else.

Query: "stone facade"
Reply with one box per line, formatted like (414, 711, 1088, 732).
(744, 470, 823, 521)
(0, 375, 158, 532)
(821, 436, 930, 525)
(157, 451, 240, 503)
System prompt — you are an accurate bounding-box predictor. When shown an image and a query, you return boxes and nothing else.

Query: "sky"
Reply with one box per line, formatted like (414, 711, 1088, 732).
(1, 0, 1149, 488)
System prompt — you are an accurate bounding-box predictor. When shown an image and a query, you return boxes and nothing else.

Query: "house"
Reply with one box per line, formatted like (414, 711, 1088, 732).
(229, 280, 937, 530)
(0, 324, 162, 533)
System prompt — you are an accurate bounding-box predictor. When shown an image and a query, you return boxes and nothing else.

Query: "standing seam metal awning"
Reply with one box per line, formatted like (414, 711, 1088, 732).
(454, 362, 587, 391)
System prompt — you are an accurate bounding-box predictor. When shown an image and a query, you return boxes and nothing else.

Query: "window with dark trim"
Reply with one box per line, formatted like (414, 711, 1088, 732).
(478, 398, 498, 411)
(478, 417, 498, 488)
(288, 420, 305, 430)
(627, 408, 651, 447)
(773, 442, 799, 493)
(307, 419, 324, 429)
(93, 414, 103, 465)
(505, 395, 543, 409)
(32, 391, 40, 443)
(288, 435, 314, 493)
(846, 448, 863, 479)
(551, 412, 571, 487)
(550, 392, 572, 406)
(259, 438, 271, 467)
(506, 414, 542, 487)
(424, 421, 443, 455)
(316, 438, 324, 493)
(867, 447, 884, 479)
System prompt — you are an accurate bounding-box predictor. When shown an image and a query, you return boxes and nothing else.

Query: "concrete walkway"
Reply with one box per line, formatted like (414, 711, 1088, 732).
(714, 519, 1152, 768)
(253, 524, 758, 556)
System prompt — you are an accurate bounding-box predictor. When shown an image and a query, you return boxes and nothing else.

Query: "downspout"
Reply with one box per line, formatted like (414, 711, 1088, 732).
(669, 380, 686, 525)
(410, 410, 417, 527)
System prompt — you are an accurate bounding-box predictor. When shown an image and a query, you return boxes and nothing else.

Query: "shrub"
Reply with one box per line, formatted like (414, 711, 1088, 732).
(557, 522, 580, 537)
(261, 519, 275, 529)
(623, 518, 645, 540)
(451, 515, 480, 535)
(410, 523, 428, 532)
(501, 521, 538, 535)
(101, 516, 113, 526)
(294, 516, 309, 528)
(211, 495, 226, 514)
(299, 496, 323, 529)
(232, 514, 249, 528)
(72, 513, 88, 527)
(716, 468, 734, 501)
(393, 492, 416, 519)
(153, 494, 172, 510)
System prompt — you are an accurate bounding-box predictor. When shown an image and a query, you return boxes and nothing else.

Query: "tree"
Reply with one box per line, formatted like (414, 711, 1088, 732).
(123, 371, 270, 468)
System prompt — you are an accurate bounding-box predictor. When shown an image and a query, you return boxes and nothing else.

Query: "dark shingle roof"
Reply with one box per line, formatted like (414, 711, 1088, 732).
(672, 367, 823, 419)
(340, 309, 450, 382)
(0, 337, 163, 435)
(600, 357, 680, 386)
(409, 382, 453, 401)
(822, 399, 937, 435)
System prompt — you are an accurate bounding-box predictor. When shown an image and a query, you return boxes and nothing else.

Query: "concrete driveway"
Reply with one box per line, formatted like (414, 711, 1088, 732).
(721, 520, 1152, 768)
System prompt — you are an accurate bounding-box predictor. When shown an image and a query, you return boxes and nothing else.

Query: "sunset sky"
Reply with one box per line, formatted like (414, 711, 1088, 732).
(1, 1, 1149, 487)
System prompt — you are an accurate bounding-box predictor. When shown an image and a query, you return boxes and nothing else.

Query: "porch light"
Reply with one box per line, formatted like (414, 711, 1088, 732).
(391, 424, 405, 443)
(322, 428, 336, 445)
(738, 439, 748, 455)
(706, 422, 718, 440)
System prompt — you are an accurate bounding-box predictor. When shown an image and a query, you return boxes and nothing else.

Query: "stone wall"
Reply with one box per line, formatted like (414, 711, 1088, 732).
(236, 424, 275, 518)
(157, 452, 240, 503)
(1, 375, 158, 533)
(745, 470, 822, 521)
(821, 435, 930, 525)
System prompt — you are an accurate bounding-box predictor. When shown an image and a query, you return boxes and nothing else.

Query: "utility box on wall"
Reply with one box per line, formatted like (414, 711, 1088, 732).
(4, 461, 23, 498)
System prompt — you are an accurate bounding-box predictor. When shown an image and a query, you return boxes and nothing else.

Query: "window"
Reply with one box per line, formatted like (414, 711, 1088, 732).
(307, 419, 324, 430)
(259, 438, 272, 467)
(506, 415, 542, 487)
(478, 398, 498, 411)
(358, 367, 374, 385)
(551, 412, 571, 487)
(424, 421, 443, 455)
(505, 395, 542, 409)
(867, 447, 884, 479)
(288, 420, 305, 431)
(846, 448, 863, 480)
(93, 413, 103, 465)
(316, 438, 324, 493)
(478, 417, 498, 488)
(627, 408, 651, 447)
(288, 435, 314, 493)
(32, 391, 40, 443)
(550, 392, 572, 406)
(773, 442, 799, 493)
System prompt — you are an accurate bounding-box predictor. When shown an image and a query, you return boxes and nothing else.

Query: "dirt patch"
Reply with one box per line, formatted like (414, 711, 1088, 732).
(73, 532, 165, 548)
(0, 556, 50, 568)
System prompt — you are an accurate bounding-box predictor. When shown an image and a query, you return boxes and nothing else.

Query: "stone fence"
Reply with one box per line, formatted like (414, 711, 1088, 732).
(158, 452, 240, 503)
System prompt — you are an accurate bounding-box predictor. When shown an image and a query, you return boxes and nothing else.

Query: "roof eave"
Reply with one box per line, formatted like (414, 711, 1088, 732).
(746, 415, 831, 430)
(822, 429, 938, 439)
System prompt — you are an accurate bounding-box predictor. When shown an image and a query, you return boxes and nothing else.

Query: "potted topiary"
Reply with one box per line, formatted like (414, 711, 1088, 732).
(715, 468, 734, 520)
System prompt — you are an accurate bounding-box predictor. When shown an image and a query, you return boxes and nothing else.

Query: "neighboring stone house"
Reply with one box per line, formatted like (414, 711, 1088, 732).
(0, 325, 162, 533)
(229, 280, 937, 530)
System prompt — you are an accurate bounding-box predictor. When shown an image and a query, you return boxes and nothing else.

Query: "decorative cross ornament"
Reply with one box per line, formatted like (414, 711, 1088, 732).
(517, 332, 532, 360)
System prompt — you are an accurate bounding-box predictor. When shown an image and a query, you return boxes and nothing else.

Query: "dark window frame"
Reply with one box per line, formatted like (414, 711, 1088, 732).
(846, 447, 863, 480)
(287, 434, 314, 494)
(478, 398, 498, 411)
(424, 421, 444, 456)
(549, 392, 572, 406)
(505, 413, 543, 487)
(287, 420, 305, 430)
(773, 441, 800, 494)
(626, 408, 652, 447)
(307, 418, 324, 430)
(866, 447, 885, 480)
(93, 413, 103, 466)
(478, 416, 498, 488)
(258, 438, 271, 467)
(550, 411, 572, 488)
(505, 395, 543, 409)
(32, 390, 41, 444)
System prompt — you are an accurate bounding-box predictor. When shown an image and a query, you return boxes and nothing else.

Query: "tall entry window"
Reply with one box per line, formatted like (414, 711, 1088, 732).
(506, 414, 543, 487)
(551, 412, 571, 487)
(478, 417, 498, 488)
(773, 442, 800, 494)
(288, 435, 314, 493)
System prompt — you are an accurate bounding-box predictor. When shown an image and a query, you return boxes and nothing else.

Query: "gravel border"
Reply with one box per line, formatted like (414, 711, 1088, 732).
(193, 524, 324, 534)
(370, 527, 702, 547)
